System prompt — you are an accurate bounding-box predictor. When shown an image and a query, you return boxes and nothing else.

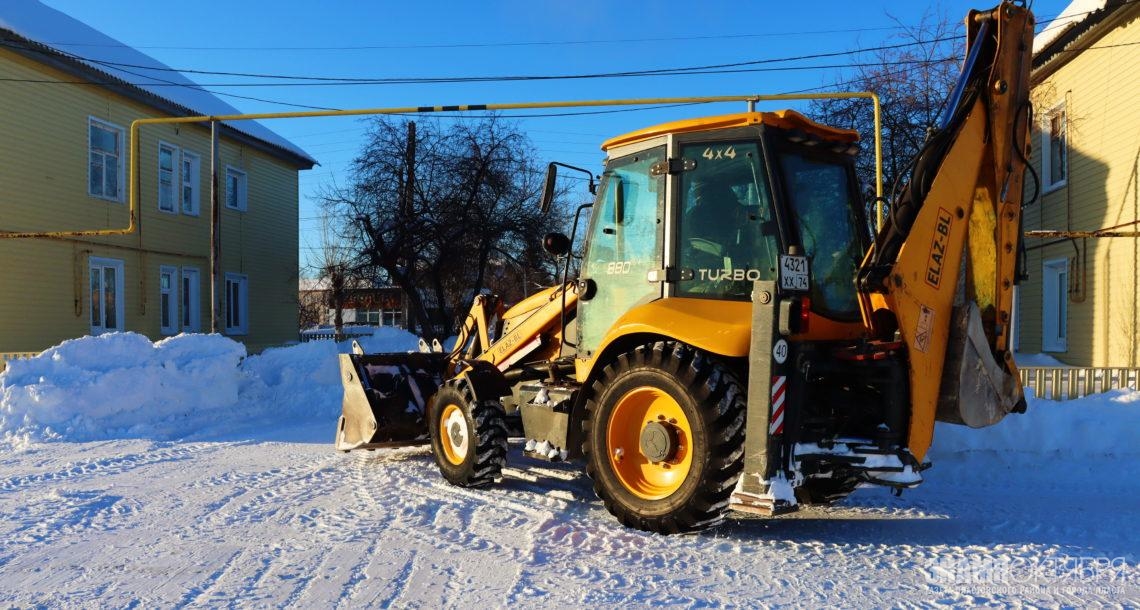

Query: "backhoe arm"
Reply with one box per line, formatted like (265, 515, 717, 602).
(857, 2, 1035, 461)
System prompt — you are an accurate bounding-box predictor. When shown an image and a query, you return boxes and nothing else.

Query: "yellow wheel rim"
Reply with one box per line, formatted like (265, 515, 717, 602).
(439, 403, 468, 466)
(606, 386, 693, 500)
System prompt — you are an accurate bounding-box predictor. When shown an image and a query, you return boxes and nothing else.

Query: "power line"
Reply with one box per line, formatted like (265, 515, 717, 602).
(33, 24, 915, 52)
(4, 4, 1133, 118)
(34, 3, 1126, 54)
(5, 35, 962, 84)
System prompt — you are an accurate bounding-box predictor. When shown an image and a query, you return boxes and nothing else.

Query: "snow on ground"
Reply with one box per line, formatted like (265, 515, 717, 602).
(1, 333, 1137, 606)
(1014, 352, 1071, 367)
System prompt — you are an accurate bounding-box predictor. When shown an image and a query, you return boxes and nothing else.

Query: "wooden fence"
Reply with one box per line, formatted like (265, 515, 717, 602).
(1018, 366, 1140, 401)
(298, 332, 372, 344)
(0, 352, 39, 373)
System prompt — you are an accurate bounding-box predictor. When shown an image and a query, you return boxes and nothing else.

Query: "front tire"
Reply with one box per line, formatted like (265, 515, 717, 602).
(583, 342, 746, 534)
(428, 378, 508, 487)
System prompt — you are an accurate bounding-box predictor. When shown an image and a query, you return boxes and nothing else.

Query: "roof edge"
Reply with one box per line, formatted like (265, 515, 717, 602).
(0, 28, 315, 170)
(601, 109, 859, 151)
(1032, 0, 1139, 83)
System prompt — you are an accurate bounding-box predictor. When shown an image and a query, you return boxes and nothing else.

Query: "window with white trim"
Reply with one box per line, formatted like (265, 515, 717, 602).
(1042, 258, 1069, 352)
(225, 273, 249, 335)
(160, 266, 178, 335)
(359, 308, 404, 327)
(181, 150, 201, 216)
(181, 267, 201, 332)
(158, 142, 178, 213)
(88, 118, 124, 201)
(89, 257, 125, 334)
(1041, 106, 1067, 192)
(226, 167, 248, 211)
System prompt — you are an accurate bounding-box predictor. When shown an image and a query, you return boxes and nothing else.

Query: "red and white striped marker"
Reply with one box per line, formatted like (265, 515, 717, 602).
(769, 375, 786, 435)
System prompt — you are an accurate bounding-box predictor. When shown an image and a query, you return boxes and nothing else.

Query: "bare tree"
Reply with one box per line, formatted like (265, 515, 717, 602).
(303, 212, 356, 333)
(810, 9, 961, 226)
(321, 115, 567, 339)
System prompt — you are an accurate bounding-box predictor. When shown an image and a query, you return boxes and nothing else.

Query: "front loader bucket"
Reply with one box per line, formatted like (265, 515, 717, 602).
(936, 302, 1026, 427)
(335, 352, 447, 451)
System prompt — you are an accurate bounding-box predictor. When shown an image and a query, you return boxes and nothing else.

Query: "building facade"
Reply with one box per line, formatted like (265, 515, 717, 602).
(1016, 0, 1140, 365)
(0, 2, 315, 354)
(299, 280, 408, 331)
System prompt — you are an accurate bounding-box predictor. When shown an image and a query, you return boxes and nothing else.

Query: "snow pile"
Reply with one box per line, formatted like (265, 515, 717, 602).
(0, 327, 420, 447)
(1013, 352, 1070, 367)
(0, 333, 244, 446)
(932, 389, 1140, 459)
(3, 328, 1138, 459)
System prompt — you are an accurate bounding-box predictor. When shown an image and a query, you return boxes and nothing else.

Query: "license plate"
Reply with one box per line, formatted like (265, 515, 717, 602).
(779, 255, 810, 292)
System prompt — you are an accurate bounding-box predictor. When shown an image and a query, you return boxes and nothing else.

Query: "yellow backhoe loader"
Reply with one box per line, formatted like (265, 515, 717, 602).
(335, 2, 1035, 533)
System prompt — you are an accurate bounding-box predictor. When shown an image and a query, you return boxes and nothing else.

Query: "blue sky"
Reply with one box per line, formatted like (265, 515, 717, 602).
(40, 0, 1070, 271)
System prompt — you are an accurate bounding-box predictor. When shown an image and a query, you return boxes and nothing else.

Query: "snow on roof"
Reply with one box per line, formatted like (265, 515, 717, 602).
(0, 0, 316, 166)
(1033, 0, 1108, 54)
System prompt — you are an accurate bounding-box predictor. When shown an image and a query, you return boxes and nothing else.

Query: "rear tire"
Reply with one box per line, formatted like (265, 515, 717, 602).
(583, 342, 745, 534)
(428, 379, 508, 487)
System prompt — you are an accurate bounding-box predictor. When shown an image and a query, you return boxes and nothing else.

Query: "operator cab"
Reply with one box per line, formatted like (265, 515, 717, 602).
(572, 110, 871, 357)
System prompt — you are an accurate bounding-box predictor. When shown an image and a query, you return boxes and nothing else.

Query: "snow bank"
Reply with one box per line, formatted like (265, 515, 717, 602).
(1013, 352, 1070, 367)
(0, 328, 420, 447)
(3, 329, 1137, 459)
(931, 390, 1140, 459)
(0, 334, 244, 446)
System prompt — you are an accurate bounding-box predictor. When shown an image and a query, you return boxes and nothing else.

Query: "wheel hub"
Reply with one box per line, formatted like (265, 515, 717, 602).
(439, 403, 469, 465)
(449, 421, 465, 447)
(639, 420, 678, 463)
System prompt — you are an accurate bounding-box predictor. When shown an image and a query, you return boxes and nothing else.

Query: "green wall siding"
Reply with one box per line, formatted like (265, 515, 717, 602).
(0, 48, 303, 354)
(1019, 11, 1140, 366)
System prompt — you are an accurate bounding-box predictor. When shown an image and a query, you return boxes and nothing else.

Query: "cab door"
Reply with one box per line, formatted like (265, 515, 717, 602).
(577, 146, 666, 355)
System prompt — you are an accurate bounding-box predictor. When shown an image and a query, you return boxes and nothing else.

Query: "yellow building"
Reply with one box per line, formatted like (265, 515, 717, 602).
(1017, 0, 1140, 366)
(0, 2, 315, 354)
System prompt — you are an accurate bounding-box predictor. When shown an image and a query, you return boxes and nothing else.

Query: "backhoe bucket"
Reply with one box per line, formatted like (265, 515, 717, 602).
(335, 352, 447, 451)
(937, 302, 1025, 427)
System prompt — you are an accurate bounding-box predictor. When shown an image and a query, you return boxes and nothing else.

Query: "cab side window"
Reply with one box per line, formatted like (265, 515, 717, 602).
(578, 147, 666, 352)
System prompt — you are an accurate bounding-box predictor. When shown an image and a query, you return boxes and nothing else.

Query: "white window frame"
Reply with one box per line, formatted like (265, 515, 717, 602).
(159, 265, 178, 335)
(225, 166, 248, 212)
(181, 267, 201, 332)
(158, 141, 179, 214)
(89, 256, 125, 334)
(181, 150, 201, 216)
(225, 272, 250, 335)
(1042, 258, 1069, 352)
(1040, 104, 1067, 194)
(88, 117, 125, 202)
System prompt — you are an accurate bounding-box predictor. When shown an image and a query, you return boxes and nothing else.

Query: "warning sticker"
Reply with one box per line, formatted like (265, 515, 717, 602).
(915, 306, 935, 353)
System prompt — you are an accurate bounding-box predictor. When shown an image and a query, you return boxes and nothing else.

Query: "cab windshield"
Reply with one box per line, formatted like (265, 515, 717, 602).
(777, 150, 864, 318)
(676, 141, 779, 299)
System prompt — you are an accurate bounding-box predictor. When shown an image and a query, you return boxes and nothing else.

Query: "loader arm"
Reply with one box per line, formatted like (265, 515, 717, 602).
(857, 3, 1034, 461)
(449, 283, 578, 373)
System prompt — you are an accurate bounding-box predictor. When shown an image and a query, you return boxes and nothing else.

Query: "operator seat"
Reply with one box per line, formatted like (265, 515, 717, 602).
(685, 182, 741, 261)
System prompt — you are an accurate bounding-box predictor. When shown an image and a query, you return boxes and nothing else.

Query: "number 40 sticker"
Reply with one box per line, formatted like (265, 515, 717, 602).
(773, 339, 789, 364)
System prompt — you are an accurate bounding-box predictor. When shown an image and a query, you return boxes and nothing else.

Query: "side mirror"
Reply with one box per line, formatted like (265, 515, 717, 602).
(542, 232, 571, 257)
(540, 163, 558, 215)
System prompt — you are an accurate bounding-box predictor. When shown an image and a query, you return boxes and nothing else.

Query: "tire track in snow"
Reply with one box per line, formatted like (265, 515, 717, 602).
(0, 489, 142, 569)
(0, 442, 225, 493)
(342, 450, 551, 607)
(174, 548, 245, 608)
